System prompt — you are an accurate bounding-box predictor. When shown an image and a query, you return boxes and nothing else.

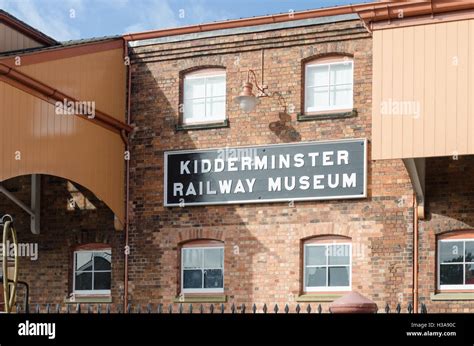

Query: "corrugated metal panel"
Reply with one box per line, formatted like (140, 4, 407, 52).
(19, 48, 126, 121)
(0, 23, 43, 53)
(372, 19, 474, 160)
(0, 81, 125, 222)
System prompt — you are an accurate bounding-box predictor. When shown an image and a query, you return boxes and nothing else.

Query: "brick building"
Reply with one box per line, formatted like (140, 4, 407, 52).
(1, 1, 474, 313)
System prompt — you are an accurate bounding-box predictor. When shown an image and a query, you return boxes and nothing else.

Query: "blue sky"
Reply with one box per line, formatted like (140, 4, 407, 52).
(0, 0, 370, 41)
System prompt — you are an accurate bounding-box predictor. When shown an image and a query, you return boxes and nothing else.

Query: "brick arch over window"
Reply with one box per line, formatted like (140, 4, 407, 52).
(301, 52, 354, 65)
(300, 223, 352, 240)
(179, 65, 226, 78)
(177, 229, 225, 244)
(302, 234, 352, 243)
(438, 229, 474, 240)
(301, 53, 354, 116)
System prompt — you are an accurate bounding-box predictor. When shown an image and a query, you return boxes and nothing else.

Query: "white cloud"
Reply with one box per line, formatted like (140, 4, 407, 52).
(0, 0, 237, 40)
(123, 0, 232, 34)
(123, 0, 179, 34)
(1, 0, 81, 41)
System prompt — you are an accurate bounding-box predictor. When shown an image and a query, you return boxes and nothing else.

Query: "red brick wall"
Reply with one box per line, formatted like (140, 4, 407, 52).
(128, 19, 416, 309)
(0, 175, 124, 306)
(419, 156, 474, 312)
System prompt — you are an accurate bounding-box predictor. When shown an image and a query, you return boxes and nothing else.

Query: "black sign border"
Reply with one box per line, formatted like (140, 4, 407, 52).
(164, 138, 367, 207)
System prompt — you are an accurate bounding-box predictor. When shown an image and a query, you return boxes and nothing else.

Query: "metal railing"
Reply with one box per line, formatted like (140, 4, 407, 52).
(11, 302, 428, 314)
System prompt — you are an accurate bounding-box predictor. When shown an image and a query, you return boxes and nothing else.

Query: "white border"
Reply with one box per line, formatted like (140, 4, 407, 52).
(164, 138, 368, 207)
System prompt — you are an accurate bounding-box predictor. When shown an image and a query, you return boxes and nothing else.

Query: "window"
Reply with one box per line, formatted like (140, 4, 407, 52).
(183, 69, 226, 125)
(73, 249, 111, 295)
(304, 239, 351, 292)
(438, 237, 474, 290)
(304, 58, 353, 113)
(181, 244, 224, 293)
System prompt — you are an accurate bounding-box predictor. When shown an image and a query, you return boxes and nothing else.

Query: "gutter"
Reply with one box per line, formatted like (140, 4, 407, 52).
(0, 62, 132, 141)
(122, 3, 380, 42)
(122, 1, 474, 43)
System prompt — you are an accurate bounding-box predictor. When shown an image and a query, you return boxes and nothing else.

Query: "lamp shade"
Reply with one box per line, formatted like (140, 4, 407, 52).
(234, 82, 259, 112)
(234, 95, 259, 112)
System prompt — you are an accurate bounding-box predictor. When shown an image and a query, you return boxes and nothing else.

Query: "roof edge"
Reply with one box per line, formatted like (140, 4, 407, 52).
(0, 10, 58, 46)
(0, 38, 124, 66)
(123, 3, 370, 42)
(123, 1, 474, 43)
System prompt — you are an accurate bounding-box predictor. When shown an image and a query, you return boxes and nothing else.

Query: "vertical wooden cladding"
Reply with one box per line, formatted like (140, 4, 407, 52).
(18, 48, 126, 122)
(372, 19, 474, 160)
(0, 81, 125, 223)
(0, 23, 43, 53)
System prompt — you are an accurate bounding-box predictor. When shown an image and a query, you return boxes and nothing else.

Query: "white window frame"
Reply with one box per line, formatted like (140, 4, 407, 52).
(183, 69, 226, 125)
(304, 59, 354, 113)
(181, 246, 224, 294)
(304, 242, 352, 292)
(438, 238, 474, 290)
(73, 249, 112, 296)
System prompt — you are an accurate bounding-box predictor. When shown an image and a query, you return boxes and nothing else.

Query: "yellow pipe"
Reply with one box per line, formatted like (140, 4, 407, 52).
(2, 219, 18, 313)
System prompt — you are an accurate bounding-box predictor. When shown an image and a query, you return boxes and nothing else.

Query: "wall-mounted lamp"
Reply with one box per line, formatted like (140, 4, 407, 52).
(234, 50, 286, 113)
(233, 69, 268, 112)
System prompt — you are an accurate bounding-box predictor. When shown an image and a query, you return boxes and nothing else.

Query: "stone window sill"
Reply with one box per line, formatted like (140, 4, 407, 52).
(296, 293, 345, 303)
(173, 294, 227, 303)
(176, 119, 229, 131)
(297, 109, 357, 122)
(64, 295, 112, 304)
(430, 292, 474, 301)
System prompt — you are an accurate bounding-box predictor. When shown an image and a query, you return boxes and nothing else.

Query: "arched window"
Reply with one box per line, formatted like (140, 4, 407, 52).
(180, 240, 224, 294)
(72, 243, 111, 296)
(438, 231, 474, 291)
(304, 56, 353, 114)
(182, 68, 226, 125)
(303, 236, 351, 292)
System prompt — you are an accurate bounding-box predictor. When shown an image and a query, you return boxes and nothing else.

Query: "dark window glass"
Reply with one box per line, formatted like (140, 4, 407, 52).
(75, 272, 92, 290)
(204, 269, 223, 288)
(94, 252, 111, 270)
(183, 270, 202, 289)
(440, 264, 463, 285)
(466, 264, 474, 285)
(465, 242, 474, 262)
(94, 272, 111, 290)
